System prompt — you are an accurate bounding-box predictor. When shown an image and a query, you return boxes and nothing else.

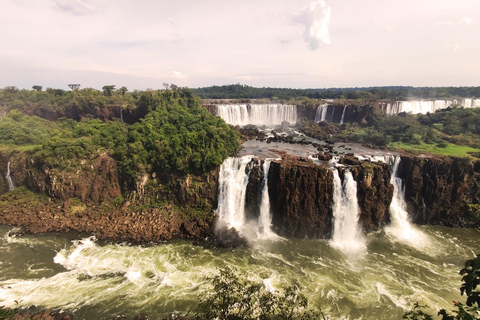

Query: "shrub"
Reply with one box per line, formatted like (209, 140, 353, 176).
(191, 266, 326, 320)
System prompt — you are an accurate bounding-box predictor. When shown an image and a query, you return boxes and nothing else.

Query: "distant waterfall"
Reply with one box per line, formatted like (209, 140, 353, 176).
(216, 156, 253, 229)
(216, 104, 297, 126)
(315, 104, 329, 122)
(258, 160, 275, 238)
(384, 98, 480, 115)
(340, 106, 346, 124)
(6, 161, 15, 191)
(331, 169, 365, 253)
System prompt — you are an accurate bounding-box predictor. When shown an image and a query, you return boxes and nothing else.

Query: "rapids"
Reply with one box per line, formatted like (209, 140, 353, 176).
(1, 225, 479, 320)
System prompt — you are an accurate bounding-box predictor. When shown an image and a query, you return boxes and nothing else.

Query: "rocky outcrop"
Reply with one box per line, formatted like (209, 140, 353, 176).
(346, 160, 394, 232)
(0, 151, 219, 244)
(397, 155, 480, 227)
(17, 154, 121, 204)
(266, 156, 393, 238)
(268, 156, 333, 238)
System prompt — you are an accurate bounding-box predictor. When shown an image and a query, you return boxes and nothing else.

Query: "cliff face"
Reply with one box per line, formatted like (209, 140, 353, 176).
(0, 151, 218, 243)
(2, 148, 480, 243)
(398, 155, 480, 227)
(268, 158, 333, 238)
(347, 161, 394, 232)
(265, 156, 392, 238)
(8, 153, 122, 204)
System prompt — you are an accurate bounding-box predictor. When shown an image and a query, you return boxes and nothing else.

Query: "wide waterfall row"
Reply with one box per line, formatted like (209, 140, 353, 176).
(383, 98, 480, 115)
(216, 156, 275, 239)
(314, 104, 347, 123)
(215, 104, 297, 126)
(216, 154, 420, 250)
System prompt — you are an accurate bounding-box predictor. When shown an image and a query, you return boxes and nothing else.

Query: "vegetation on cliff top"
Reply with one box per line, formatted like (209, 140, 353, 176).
(301, 106, 480, 158)
(194, 84, 480, 101)
(0, 88, 240, 184)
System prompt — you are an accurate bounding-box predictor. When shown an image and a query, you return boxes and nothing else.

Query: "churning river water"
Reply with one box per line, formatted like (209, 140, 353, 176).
(1, 224, 479, 320)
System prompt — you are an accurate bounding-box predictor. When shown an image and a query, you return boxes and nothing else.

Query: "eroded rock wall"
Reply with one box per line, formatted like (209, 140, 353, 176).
(398, 155, 480, 227)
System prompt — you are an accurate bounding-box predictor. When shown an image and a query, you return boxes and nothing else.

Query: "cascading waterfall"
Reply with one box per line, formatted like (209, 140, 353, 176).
(357, 154, 427, 247)
(384, 156, 426, 246)
(6, 161, 15, 191)
(331, 169, 365, 253)
(216, 156, 253, 230)
(216, 104, 297, 126)
(216, 156, 278, 240)
(314, 104, 329, 122)
(258, 160, 276, 238)
(340, 105, 346, 124)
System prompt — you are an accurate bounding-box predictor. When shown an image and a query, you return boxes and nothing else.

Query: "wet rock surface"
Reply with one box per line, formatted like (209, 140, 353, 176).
(398, 155, 480, 228)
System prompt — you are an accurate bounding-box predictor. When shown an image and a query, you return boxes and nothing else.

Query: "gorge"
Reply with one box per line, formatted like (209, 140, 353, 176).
(1, 95, 480, 319)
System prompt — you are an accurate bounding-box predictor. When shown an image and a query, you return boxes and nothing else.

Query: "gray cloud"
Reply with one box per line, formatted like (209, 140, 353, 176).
(294, 0, 331, 50)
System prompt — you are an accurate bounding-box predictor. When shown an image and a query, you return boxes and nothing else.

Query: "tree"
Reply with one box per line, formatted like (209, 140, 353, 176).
(191, 266, 325, 320)
(32, 85, 42, 91)
(163, 82, 169, 90)
(3, 86, 19, 93)
(118, 86, 128, 96)
(102, 85, 116, 96)
(68, 84, 80, 90)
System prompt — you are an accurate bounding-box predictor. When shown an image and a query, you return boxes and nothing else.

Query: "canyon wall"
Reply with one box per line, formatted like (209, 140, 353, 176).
(398, 155, 480, 227)
(2, 150, 480, 243)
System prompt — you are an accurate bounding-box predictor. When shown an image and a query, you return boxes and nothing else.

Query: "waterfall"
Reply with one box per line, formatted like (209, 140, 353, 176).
(6, 161, 15, 191)
(120, 107, 124, 122)
(215, 104, 297, 126)
(216, 156, 253, 230)
(384, 156, 425, 245)
(360, 155, 427, 247)
(315, 104, 329, 122)
(385, 99, 480, 115)
(258, 160, 275, 238)
(340, 105, 346, 124)
(331, 169, 365, 253)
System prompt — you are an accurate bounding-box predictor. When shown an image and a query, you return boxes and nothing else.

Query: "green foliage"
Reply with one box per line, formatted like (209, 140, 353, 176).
(191, 266, 325, 320)
(122, 91, 239, 184)
(0, 306, 17, 320)
(403, 303, 434, 320)
(460, 255, 480, 308)
(0, 88, 239, 188)
(194, 84, 480, 100)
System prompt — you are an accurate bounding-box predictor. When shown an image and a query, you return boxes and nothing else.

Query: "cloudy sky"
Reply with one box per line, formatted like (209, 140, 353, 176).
(1, 0, 479, 90)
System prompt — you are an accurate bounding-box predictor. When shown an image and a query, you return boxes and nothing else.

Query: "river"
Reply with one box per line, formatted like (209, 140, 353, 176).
(1, 224, 479, 319)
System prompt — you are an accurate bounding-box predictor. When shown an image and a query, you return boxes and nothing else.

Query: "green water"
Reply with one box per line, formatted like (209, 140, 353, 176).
(0, 224, 479, 319)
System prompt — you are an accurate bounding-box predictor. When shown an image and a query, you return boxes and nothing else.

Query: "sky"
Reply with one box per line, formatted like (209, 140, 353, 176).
(0, 0, 479, 90)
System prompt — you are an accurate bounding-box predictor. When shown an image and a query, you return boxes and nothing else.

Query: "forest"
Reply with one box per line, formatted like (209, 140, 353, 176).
(194, 84, 480, 101)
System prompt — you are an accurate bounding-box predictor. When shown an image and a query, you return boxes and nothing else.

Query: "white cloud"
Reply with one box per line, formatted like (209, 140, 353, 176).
(461, 17, 473, 24)
(294, 0, 331, 50)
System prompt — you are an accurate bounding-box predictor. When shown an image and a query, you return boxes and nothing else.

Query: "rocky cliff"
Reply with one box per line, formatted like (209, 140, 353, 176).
(2, 149, 479, 243)
(397, 155, 480, 228)
(264, 156, 392, 238)
(0, 151, 218, 244)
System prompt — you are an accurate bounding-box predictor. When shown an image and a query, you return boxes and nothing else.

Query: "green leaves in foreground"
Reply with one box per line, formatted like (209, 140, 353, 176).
(191, 266, 325, 320)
